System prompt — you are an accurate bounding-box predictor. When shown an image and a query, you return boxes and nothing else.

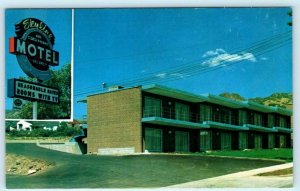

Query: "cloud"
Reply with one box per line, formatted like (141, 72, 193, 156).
(260, 57, 268, 61)
(170, 73, 190, 79)
(156, 73, 167, 78)
(155, 72, 190, 79)
(201, 49, 256, 67)
(202, 48, 226, 58)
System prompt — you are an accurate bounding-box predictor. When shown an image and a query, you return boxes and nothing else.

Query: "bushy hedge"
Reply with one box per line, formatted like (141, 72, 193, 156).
(7, 122, 81, 138)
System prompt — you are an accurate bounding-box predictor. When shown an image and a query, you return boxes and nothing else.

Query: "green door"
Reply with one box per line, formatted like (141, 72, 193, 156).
(268, 134, 275, 149)
(254, 134, 262, 149)
(175, 131, 189, 152)
(199, 131, 212, 151)
(239, 132, 248, 150)
(221, 132, 232, 150)
(279, 135, 286, 148)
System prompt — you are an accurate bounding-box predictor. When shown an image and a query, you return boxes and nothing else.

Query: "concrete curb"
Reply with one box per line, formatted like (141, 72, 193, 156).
(6, 140, 68, 143)
(194, 154, 288, 163)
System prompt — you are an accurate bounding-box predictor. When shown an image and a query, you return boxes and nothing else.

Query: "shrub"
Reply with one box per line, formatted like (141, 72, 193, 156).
(6, 124, 81, 138)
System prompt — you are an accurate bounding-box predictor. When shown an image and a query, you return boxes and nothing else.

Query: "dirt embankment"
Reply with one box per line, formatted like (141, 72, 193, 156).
(6, 153, 54, 175)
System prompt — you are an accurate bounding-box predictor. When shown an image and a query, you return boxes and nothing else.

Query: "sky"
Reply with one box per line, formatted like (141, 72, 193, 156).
(5, 8, 292, 119)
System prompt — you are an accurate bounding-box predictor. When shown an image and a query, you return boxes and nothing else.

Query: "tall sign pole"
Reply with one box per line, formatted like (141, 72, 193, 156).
(33, 101, 38, 119)
(8, 18, 60, 119)
(32, 78, 38, 120)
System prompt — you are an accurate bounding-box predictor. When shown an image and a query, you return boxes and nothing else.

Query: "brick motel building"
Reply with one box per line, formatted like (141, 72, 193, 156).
(79, 84, 292, 154)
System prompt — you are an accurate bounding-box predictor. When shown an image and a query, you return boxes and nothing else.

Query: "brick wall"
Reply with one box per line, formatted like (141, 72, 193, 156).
(87, 87, 142, 153)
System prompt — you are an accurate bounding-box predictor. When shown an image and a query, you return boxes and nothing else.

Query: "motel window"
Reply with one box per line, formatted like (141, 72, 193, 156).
(268, 114, 275, 128)
(279, 116, 287, 128)
(238, 110, 247, 126)
(199, 104, 212, 122)
(145, 128, 162, 152)
(221, 132, 232, 150)
(199, 131, 212, 151)
(268, 134, 275, 149)
(144, 96, 162, 117)
(239, 132, 248, 150)
(279, 135, 286, 148)
(254, 134, 262, 149)
(175, 102, 190, 121)
(175, 131, 189, 152)
(253, 113, 263, 126)
(214, 108, 232, 124)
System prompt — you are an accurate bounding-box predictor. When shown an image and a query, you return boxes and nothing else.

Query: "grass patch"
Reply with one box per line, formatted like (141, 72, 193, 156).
(196, 148, 293, 162)
(6, 135, 71, 141)
(257, 167, 293, 176)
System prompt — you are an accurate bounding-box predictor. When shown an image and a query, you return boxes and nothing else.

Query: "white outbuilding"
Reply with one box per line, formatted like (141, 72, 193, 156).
(17, 120, 32, 131)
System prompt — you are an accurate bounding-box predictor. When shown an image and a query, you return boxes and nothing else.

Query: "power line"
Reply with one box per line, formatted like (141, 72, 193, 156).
(74, 30, 291, 94)
(74, 30, 292, 97)
(75, 35, 291, 97)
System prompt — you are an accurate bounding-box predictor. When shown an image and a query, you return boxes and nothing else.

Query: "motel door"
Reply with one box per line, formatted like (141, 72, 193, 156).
(254, 134, 262, 149)
(175, 131, 189, 152)
(199, 131, 212, 151)
(221, 132, 232, 150)
(239, 132, 248, 150)
(279, 135, 286, 148)
(268, 134, 275, 149)
(145, 128, 162, 152)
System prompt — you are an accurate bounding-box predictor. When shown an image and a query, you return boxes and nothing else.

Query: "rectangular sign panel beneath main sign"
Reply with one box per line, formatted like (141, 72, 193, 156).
(7, 78, 59, 104)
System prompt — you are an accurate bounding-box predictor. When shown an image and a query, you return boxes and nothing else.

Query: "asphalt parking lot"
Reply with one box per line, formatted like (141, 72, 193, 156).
(6, 143, 284, 188)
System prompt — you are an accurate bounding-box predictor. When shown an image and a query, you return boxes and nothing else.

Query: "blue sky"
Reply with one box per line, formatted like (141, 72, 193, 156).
(5, 8, 292, 119)
(74, 8, 292, 119)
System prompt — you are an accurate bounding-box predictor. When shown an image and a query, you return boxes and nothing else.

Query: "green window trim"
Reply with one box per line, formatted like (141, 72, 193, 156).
(239, 132, 248, 150)
(144, 96, 162, 117)
(199, 130, 212, 151)
(175, 131, 189, 152)
(145, 127, 162, 152)
(268, 133, 275, 149)
(221, 132, 232, 150)
(254, 134, 262, 149)
(200, 104, 212, 122)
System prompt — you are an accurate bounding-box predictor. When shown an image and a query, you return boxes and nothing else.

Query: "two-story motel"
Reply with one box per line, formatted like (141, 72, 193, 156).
(80, 84, 292, 154)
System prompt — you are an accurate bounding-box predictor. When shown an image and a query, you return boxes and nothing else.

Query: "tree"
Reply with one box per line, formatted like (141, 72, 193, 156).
(288, 11, 292, 26)
(219, 92, 245, 101)
(13, 63, 71, 119)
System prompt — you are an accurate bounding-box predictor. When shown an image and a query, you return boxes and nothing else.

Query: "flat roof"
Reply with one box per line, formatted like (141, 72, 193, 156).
(142, 84, 292, 116)
(142, 84, 208, 103)
(77, 84, 292, 116)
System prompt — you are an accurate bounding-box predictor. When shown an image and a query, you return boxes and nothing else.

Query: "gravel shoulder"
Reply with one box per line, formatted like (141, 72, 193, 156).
(6, 153, 54, 175)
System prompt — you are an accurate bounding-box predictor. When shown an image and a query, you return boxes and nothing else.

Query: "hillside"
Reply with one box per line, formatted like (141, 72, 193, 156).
(220, 92, 293, 109)
(219, 93, 246, 102)
(249, 93, 293, 109)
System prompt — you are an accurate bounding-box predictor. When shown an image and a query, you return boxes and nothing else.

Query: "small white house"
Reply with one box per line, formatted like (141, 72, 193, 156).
(43, 126, 58, 131)
(17, 120, 32, 131)
(52, 126, 58, 131)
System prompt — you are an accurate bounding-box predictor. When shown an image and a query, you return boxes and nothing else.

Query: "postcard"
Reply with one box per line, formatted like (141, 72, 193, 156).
(5, 7, 293, 189)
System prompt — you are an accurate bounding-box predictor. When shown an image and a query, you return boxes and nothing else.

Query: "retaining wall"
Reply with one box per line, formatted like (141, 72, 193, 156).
(37, 142, 83, 155)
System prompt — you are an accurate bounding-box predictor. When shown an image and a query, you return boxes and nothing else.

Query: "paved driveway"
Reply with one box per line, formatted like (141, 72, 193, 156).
(6, 143, 284, 188)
